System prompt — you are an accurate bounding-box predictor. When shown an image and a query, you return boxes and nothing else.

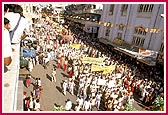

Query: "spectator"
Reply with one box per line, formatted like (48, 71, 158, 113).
(5, 4, 29, 44)
(3, 17, 12, 67)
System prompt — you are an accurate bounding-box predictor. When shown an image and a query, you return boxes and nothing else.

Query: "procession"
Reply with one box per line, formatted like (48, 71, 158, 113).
(20, 18, 164, 111)
(3, 3, 164, 112)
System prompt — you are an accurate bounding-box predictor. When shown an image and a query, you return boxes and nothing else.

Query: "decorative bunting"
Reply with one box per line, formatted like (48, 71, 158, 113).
(69, 17, 164, 33)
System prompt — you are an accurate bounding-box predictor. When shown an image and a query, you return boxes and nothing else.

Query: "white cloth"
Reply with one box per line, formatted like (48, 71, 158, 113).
(38, 80, 41, 86)
(76, 98, 84, 106)
(83, 101, 91, 111)
(29, 100, 34, 109)
(65, 101, 72, 111)
(45, 57, 49, 64)
(34, 102, 40, 110)
(28, 60, 33, 71)
(5, 12, 30, 43)
(3, 28, 12, 58)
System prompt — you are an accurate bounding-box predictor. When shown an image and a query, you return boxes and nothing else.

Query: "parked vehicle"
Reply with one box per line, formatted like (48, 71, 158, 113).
(23, 47, 36, 58)
(20, 57, 28, 68)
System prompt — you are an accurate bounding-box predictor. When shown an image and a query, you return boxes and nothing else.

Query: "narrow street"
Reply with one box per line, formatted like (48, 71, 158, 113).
(20, 60, 78, 111)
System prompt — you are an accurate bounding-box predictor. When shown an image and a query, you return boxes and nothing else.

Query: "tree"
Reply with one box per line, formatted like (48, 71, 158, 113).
(123, 103, 137, 111)
(52, 104, 66, 111)
(151, 96, 164, 111)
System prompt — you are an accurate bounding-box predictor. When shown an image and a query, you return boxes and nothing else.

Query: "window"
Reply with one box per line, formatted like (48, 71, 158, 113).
(144, 5, 149, 12)
(121, 4, 128, 16)
(109, 4, 115, 15)
(159, 42, 164, 53)
(117, 32, 122, 39)
(132, 36, 145, 47)
(134, 27, 147, 35)
(138, 4, 143, 12)
(105, 27, 110, 37)
(149, 5, 154, 12)
(138, 4, 154, 13)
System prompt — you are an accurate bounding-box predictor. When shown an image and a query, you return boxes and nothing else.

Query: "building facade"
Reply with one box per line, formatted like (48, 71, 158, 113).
(98, 3, 164, 53)
(65, 4, 103, 39)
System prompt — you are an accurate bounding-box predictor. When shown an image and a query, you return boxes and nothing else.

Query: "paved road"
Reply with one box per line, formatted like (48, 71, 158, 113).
(19, 60, 144, 111)
(20, 60, 78, 111)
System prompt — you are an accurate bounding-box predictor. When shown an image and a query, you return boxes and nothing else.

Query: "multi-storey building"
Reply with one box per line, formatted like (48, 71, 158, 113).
(65, 4, 103, 39)
(98, 3, 165, 66)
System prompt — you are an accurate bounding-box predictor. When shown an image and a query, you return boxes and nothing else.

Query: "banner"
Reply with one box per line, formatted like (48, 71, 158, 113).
(82, 57, 105, 65)
(70, 44, 81, 49)
(139, 49, 158, 58)
(102, 65, 116, 74)
(91, 65, 105, 72)
(91, 64, 116, 74)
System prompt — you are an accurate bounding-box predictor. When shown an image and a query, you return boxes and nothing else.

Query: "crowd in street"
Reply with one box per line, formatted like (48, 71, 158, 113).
(22, 18, 164, 111)
(4, 4, 164, 111)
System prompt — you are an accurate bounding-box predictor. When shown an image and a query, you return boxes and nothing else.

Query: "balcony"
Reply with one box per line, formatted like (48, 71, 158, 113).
(3, 44, 23, 112)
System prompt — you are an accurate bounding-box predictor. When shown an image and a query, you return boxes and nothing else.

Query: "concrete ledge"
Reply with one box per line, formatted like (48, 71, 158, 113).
(16, 81, 23, 111)
(3, 44, 21, 112)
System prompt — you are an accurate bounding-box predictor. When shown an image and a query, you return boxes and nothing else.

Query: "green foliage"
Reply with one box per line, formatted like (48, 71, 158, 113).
(52, 106, 66, 111)
(151, 96, 164, 111)
(123, 103, 137, 111)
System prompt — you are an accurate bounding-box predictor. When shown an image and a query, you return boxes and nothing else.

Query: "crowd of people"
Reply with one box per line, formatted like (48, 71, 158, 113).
(3, 4, 164, 111)
(23, 75, 42, 111)
(22, 16, 164, 111)
(53, 21, 163, 111)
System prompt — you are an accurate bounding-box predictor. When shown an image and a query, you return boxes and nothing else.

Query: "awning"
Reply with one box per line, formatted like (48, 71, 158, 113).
(137, 58, 156, 66)
(112, 38, 123, 46)
(114, 47, 138, 58)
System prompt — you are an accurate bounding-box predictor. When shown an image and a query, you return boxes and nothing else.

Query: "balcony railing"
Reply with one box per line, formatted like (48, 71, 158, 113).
(3, 44, 23, 112)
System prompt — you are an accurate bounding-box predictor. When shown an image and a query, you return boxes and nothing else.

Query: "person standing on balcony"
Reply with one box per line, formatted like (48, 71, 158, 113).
(3, 17, 12, 67)
(5, 4, 29, 45)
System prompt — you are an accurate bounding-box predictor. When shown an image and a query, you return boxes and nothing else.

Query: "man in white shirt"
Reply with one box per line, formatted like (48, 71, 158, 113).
(51, 68, 56, 82)
(34, 99, 40, 111)
(96, 92, 102, 110)
(62, 80, 68, 95)
(5, 5, 29, 44)
(83, 99, 91, 111)
(65, 99, 72, 111)
(3, 17, 12, 67)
